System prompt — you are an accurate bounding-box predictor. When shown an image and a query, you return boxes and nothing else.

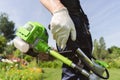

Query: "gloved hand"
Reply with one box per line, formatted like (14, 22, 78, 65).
(50, 7, 76, 49)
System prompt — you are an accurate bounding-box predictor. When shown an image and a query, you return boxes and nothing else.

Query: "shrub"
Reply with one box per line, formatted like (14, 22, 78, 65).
(38, 59, 62, 68)
(24, 55, 33, 62)
(0, 61, 43, 80)
(13, 49, 21, 57)
(4, 67, 42, 80)
(106, 57, 120, 68)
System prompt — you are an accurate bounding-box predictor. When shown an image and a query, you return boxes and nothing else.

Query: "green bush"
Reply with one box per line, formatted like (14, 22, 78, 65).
(0, 61, 43, 80)
(4, 67, 42, 80)
(0, 62, 13, 71)
(38, 59, 62, 68)
(24, 55, 33, 62)
(13, 49, 21, 57)
(106, 57, 120, 68)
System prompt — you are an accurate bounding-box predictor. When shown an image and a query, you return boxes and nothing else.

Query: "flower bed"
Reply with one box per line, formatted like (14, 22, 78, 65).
(0, 62, 43, 80)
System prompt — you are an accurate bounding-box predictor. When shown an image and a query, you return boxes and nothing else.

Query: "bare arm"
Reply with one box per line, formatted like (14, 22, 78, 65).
(40, 0, 65, 14)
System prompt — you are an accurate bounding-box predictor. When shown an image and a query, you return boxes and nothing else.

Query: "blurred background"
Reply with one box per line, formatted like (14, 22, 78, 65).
(0, 0, 120, 48)
(0, 0, 120, 80)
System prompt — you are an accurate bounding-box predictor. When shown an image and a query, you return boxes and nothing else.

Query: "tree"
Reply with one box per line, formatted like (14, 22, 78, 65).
(93, 39, 100, 59)
(107, 46, 120, 58)
(108, 46, 120, 54)
(99, 37, 108, 59)
(99, 37, 106, 50)
(93, 37, 108, 59)
(0, 12, 16, 41)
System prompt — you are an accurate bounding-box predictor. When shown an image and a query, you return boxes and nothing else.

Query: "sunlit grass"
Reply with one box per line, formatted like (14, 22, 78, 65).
(108, 68, 120, 80)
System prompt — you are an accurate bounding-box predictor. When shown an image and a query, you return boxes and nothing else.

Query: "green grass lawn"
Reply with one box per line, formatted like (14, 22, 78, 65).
(42, 68, 120, 80)
(108, 68, 120, 80)
(42, 68, 62, 80)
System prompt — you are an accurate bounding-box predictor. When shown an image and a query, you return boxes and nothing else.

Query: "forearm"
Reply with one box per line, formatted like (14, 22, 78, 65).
(40, 0, 65, 14)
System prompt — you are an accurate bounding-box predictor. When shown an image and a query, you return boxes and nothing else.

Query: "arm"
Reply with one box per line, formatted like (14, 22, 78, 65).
(40, 0, 76, 49)
(40, 0, 65, 14)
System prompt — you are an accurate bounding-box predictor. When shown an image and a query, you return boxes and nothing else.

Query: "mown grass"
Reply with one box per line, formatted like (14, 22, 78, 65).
(108, 68, 120, 80)
(42, 68, 120, 80)
(42, 68, 62, 80)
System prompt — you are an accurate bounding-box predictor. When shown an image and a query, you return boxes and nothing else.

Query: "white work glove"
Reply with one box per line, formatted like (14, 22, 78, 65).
(50, 8, 76, 49)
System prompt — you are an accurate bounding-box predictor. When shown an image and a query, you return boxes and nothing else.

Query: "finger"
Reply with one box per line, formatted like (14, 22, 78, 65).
(61, 37, 67, 49)
(50, 24, 61, 40)
(56, 31, 66, 47)
(71, 27, 76, 41)
(61, 33, 69, 49)
(56, 34, 61, 47)
(52, 26, 65, 41)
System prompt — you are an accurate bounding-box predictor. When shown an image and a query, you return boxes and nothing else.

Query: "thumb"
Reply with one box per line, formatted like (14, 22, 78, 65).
(70, 27, 76, 41)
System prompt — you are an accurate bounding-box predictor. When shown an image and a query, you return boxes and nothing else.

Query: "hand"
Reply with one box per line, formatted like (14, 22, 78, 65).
(50, 8, 76, 49)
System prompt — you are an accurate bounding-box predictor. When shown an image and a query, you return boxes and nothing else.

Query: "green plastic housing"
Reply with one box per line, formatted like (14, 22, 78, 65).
(16, 22, 48, 44)
(16, 22, 49, 53)
(95, 60, 109, 68)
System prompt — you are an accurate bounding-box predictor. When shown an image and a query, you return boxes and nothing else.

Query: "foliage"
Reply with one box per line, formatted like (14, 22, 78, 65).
(93, 37, 108, 60)
(38, 59, 62, 68)
(4, 68, 42, 80)
(0, 12, 16, 41)
(108, 57, 120, 68)
(105, 46, 120, 68)
(13, 49, 33, 63)
(0, 61, 43, 80)
(4, 44, 15, 55)
(108, 46, 120, 56)
(24, 54, 33, 62)
(93, 39, 99, 58)
(0, 35, 7, 53)
(13, 49, 21, 57)
(93, 37, 120, 68)
(0, 61, 13, 71)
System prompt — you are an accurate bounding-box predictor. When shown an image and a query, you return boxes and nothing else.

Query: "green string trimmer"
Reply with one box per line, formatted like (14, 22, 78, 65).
(13, 22, 109, 80)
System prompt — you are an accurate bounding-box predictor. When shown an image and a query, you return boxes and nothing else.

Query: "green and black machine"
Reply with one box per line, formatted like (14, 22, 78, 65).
(13, 22, 109, 80)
